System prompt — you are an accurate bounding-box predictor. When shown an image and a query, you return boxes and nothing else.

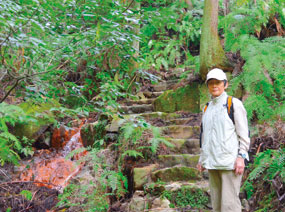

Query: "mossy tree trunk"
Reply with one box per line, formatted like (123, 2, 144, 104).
(199, 0, 228, 80)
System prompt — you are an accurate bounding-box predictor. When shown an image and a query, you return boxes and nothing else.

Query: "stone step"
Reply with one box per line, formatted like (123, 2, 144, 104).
(163, 68, 187, 80)
(121, 104, 153, 114)
(124, 98, 156, 106)
(133, 112, 182, 121)
(151, 166, 201, 183)
(161, 125, 200, 139)
(165, 116, 201, 126)
(144, 180, 210, 195)
(106, 112, 183, 133)
(157, 154, 199, 168)
(152, 79, 179, 92)
(143, 91, 164, 98)
(164, 138, 200, 154)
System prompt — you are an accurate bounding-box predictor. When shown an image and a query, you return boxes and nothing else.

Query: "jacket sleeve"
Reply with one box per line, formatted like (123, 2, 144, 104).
(233, 98, 250, 160)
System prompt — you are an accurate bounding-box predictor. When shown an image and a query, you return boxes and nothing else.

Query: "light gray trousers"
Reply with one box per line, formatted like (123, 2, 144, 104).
(208, 169, 243, 212)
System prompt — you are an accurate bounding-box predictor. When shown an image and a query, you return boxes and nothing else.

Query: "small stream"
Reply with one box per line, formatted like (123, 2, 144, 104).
(18, 122, 87, 191)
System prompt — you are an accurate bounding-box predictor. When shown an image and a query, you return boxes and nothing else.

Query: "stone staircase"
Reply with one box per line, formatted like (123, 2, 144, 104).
(107, 73, 211, 211)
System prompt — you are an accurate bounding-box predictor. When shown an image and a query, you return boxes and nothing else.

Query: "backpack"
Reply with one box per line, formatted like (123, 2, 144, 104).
(199, 96, 234, 148)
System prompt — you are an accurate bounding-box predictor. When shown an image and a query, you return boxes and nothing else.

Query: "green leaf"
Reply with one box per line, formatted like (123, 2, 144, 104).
(20, 190, 33, 201)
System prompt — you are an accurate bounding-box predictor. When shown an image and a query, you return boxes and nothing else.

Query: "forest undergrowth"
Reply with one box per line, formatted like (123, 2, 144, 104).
(0, 0, 284, 211)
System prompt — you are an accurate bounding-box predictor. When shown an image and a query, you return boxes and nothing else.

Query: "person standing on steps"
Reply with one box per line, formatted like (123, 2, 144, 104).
(197, 68, 250, 212)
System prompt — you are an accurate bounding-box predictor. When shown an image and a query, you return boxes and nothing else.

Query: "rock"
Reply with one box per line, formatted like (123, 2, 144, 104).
(120, 104, 153, 114)
(162, 125, 200, 139)
(128, 191, 147, 212)
(134, 164, 159, 190)
(13, 100, 60, 140)
(81, 120, 107, 147)
(154, 83, 200, 113)
(242, 198, 250, 211)
(106, 115, 127, 132)
(158, 154, 199, 168)
(151, 197, 175, 212)
(139, 112, 181, 120)
(163, 138, 200, 154)
(151, 166, 201, 182)
(164, 182, 183, 191)
(199, 83, 211, 111)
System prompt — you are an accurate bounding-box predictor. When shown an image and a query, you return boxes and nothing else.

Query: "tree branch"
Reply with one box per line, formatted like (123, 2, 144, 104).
(0, 60, 70, 103)
(122, 0, 135, 14)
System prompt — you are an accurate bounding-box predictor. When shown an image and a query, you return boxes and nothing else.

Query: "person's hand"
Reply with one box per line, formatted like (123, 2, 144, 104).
(197, 163, 205, 172)
(234, 157, 245, 175)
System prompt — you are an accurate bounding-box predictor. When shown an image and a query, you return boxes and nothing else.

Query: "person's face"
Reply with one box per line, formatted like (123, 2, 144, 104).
(207, 79, 228, 97)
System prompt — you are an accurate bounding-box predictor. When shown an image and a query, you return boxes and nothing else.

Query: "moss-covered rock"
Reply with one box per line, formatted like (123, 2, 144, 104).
(162, 185, 210, 209)
(154, 83, 200, 113)
(199, 83, 211, 111)
(14, 100, 60, 140)
(106, 115, 127, 132)
(151, 166, 201, 182)
(81, 120, 108, 147)
(133, 164, 159, 190)
(158, 154, 199, 168)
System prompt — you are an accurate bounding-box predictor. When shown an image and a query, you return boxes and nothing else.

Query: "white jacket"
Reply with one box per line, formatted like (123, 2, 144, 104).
(199, 92, 250, 170)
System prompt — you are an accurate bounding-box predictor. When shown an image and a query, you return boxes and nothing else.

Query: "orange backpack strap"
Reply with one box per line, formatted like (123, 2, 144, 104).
(227, 96, 233, 114)
(203, 102, 210, 113)
(227, 96, 235, 124)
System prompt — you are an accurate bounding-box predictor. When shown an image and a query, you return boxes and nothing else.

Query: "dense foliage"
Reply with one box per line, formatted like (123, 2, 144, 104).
(242, 147, 285, 211)
(0, 0, 284, 211)
(0, 103, 35, 165)
(223, 0, 285, 122)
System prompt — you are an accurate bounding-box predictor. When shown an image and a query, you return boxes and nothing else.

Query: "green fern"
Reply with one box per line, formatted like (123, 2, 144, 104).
(223, 1, 285, 122)
(119, 118, 174, 161)
(149, 126, 174, 153)
(227, 36, 285, 121)
(0, 102, 36, 165)
(242, 148, 285, 209)
(121, 150, 143, 159)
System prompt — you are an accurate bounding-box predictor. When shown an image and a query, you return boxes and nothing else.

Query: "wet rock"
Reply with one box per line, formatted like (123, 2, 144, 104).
(151, 166, 201, 182)
(33, 130, 51, 149)
(154, 83, 200, 113)
(134, 164, 159, 190)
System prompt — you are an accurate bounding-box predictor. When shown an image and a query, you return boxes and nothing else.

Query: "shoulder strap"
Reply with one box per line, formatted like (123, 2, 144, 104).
(203, 102, 210, 113)
(227, 96, 235, 124)
(200, 102, 209, 148)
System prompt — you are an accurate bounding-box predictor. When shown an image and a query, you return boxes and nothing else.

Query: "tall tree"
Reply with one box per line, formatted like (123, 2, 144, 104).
(199, 0, 228, 80)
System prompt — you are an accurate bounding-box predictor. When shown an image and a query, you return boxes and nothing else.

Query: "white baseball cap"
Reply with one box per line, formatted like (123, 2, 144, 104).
(206, 68, 227, 83)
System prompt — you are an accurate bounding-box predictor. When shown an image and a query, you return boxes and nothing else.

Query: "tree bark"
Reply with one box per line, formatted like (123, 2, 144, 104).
(199, 0, 228, 80)
(180, 0, 193, 10)
(223, 0, 230, 15)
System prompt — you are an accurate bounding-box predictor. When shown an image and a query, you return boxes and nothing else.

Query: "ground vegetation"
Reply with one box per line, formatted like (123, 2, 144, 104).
(0, 0, 284, 211)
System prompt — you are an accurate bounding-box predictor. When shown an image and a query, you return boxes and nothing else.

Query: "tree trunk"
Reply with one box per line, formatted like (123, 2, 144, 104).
(199, 0, 228, 80)
(223, 0, 230, 15)
(181, 0, 193, 10)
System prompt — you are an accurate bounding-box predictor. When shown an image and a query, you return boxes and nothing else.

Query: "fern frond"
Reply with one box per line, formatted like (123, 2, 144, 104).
(121, 150, 143, 159)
